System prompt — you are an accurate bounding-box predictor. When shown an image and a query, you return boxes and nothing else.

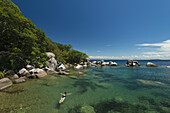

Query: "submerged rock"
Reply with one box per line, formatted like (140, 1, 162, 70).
(59, 71, 69, 75)
(115, 96, 123, 103)
(5, 86, 24, 93)
(146, 62, 158, 67)
(137, 79, 165, 85)
(78, 72, 84, 75)
(13, 78, 25, 84)
(46, 70, 58, 75)
(46, 81, 56, 86)
(0, 78, 13, 90)
(69, 75, 78, 79)
(80, 105, 96, 113)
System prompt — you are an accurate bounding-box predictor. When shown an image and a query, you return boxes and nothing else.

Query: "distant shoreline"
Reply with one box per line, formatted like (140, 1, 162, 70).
(90, 59, 170, 61)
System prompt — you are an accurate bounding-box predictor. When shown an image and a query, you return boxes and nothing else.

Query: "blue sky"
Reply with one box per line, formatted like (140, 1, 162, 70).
(12, 0, 170, 59)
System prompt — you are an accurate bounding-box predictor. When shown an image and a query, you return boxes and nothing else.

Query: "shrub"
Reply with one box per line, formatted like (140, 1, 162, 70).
(0, 72, 4, 79)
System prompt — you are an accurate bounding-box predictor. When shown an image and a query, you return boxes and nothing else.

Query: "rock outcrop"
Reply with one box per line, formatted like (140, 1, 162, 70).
(109, 61, 118, 66)
(91, 60, 118, 67)
(46, 52, 58, 71)
(146, 62, 158, 67)
(125, 60, 140, 67)
(0, 78, 13, 90)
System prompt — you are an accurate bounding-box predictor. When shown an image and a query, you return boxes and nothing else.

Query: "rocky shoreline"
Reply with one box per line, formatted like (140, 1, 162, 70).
(0, 52, 164, 91)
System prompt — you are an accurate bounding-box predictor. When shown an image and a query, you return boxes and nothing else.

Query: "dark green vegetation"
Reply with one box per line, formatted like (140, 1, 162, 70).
(0, 0, 88, 72)
(0, 71, 4, 78)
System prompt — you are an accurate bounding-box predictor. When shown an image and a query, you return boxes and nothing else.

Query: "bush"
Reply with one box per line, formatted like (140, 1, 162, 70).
(0, 72, 4, 79)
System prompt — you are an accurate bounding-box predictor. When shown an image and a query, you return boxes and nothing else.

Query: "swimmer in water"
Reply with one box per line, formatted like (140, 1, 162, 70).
(59, 92, 72, 104)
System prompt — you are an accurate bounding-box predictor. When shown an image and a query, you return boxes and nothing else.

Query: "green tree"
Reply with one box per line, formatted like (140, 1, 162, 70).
(0, 0, 88, 72)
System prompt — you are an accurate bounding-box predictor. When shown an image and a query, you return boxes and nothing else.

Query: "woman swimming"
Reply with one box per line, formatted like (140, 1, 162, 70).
(59, 92, 72, 104)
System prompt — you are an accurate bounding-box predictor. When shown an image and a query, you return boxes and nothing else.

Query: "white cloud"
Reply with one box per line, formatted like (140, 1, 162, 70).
(136, 40, 170, 57)
(89, 54, 170, 60)
(90, 40, 170, 60)
(137, 40, 170, 52)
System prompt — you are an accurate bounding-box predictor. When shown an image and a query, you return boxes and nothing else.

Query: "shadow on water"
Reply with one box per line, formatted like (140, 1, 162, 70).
(56, 103, 61, 109)
(72, 79, 107, 94)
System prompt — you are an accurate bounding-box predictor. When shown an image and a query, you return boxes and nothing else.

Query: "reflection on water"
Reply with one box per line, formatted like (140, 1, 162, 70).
(0, 66, 170, 113)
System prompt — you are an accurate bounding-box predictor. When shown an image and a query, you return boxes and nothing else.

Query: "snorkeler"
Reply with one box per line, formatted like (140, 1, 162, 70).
(59, 92, 72, 104)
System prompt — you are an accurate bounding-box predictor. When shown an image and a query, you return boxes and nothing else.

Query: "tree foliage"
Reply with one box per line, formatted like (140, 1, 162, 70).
(0, 0, 88, 72)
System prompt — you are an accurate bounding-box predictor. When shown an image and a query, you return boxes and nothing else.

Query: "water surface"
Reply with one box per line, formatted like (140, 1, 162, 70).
(0, 60, 170, 113)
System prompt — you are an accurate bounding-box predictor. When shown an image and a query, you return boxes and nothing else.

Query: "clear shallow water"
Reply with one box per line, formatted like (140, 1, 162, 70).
(0, 60, 170, 113)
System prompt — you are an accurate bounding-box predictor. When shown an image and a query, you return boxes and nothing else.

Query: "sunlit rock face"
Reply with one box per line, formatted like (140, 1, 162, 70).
(46, 52, 58, 71)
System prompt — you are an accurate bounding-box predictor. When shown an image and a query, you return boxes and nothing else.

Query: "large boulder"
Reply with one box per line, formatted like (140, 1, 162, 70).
(126, 60, 140, 67)
(101, 62, 107, 66)
(84, 58, 90, 63)
(146, 62, 158, 67)
(10, 74, 19, 79)
(18, 68, 30, 76)
(75, 64, 83, 70)
(83, 65, 88, 67)
(34, 69, 48, 78)
(92, 61, 97, 64)
(109, 61, 118, 66)
(57, 64, 66, 71)
(166, 66, 170, 68)
(96, 61, 101, 64)
(0, 78, 13, 90)
(29, 68, 48, 78)
(101, 60, 104, 64)
(46, 52, 58, 71)
(26, 65, 34, 70)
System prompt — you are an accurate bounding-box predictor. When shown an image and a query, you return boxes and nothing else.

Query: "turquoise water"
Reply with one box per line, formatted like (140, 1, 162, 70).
(0, 63, 170, 113)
